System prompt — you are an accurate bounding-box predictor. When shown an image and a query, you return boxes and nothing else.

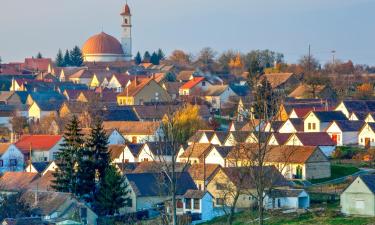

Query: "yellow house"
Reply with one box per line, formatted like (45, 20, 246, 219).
(117, 78, 171, 105)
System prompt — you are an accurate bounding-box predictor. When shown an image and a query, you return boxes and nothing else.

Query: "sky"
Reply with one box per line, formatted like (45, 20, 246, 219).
(1, 0, 375, 65)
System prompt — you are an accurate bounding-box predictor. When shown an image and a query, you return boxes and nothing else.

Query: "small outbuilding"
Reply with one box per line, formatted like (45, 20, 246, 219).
(265, 189, 310, 209)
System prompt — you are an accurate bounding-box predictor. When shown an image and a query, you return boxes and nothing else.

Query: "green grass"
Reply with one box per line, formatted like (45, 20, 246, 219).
(201, 203, 374, 225)
(309, 164, 360, 184)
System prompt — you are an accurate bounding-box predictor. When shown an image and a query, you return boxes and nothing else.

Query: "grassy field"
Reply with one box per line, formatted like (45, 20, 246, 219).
(202, 203, 374, 225)
(309, 164, 360, 184)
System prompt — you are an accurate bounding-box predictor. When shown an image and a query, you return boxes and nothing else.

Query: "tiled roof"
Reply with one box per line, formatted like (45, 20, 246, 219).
(22, 191, 71, 215)
(268, 189, 305, 198)
(288, 84, 327, 98)
(164, 82, 183, 95)
(146, 142, 173, 156)
(0, 143, 10, 156)
(126, 172, 196, 197)
(109, 144, 126, 161)
(103, 107, 139, 121)
(131, 162, 188, 174)
(311, 111, 347, 122)
(272, 133, 292, 145)
(181, 143, 213, 158)
(180, 77, 205, 90)
(188, 163, 221, 181)
(0, 172, 39, 191)
(30, 161, 50, 173)
(117, 77, 154, 97)
(294, 133, 335, 146)
(28, 170, 55, 192)
(341, 100, 375, 113)
(183, 189, 208, 199)
(202, 85, 230, 96)
(266, 146, 321, 163)
(15, 135, 62, 153)
(262, 73, 295, 88)
(103, 121, 160, 135)
(176, 71, 195, 81)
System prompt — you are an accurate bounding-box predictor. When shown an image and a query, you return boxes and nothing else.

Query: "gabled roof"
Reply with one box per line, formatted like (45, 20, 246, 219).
(0, 172, 39, 191)
(268, 189, 306, 198)
(30, 161, 50, 173)
(131, 162, 188, 174)
(15, 135, 63, 153)
(22, 191, 72, 216)
(213, 146, 233, 158)
(103, 107, 139, 121)
(262, 73, 295, 89)
(359, 174, 375, 193)
(109, 144, 126, 161)
(187, 163, 221, 181)
(331, 120, 364, 132)
(126, 172, 196, 197)
(272, 133, 292, 145)
(145, 142, 174, 156)
(183, 189, 210, 199)
(340, 100, 375, 113)
(176, 70, 195, 81)
(293, 133, 335, 146)
(266, 146, 323, 164)
(309, 111, 347, 122)
(117, 77, 155, 97)
(126, 143, 144, 157)
(288, 118, 304, 132)
(103, 121, 160, 135)
(202, 85, 231, 96)
(180, 77, 205, 90)
(181, 143, 213, 159)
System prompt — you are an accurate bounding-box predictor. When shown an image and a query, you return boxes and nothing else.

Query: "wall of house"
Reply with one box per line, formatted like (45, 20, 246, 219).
(335, 102, 350, 118)
(108, 131, 126, 145)
(28, 103, 41, 120)
(304, 113, 321, 132)
(358, 125, 375, 147)
(112, 147, 136, 163)
(205, 148, 225, 167)
(304, 161, 331, 179)
(341, 178, 375, 216)
(0, 144, 24, 173)
(342, 131, 359, 145)
(48, 139, 64, 161)
(134, 81, 171, 105)
(123, 134, 157, 144)
(279, 120, 297, 133)
(326, 123, 343, 146)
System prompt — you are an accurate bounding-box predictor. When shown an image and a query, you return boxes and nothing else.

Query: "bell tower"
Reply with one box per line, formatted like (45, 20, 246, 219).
(121, 3, 132, 61)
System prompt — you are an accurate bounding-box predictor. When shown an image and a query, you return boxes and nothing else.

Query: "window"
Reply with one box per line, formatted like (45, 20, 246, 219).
(124, 18, 128, 24)
(193, 199, 200, 210)
(9, 159, 17, 166)
(308, 123, 311, 130)
(0, 160, 3, 167)
(185, 198, 192, 209)
(312, 123, 316, 130)
(202, 81, 206, 86)
(176, 199, 183, 209)
(216, 198, 224, 206)
(216, 183, 225, 190)
(355, 200, 364, 209)
(143, 158, 149, 162)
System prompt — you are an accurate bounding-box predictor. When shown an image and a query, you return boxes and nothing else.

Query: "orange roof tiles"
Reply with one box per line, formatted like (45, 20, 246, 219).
(180, 77, 205, 90)
(15, 135, 63, 153)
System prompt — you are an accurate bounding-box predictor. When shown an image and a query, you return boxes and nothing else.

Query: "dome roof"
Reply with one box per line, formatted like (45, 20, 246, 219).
(82, 32, 124, 55)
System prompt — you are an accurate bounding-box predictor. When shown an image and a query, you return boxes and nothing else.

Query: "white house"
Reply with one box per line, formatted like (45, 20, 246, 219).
(326, 120, 364, 146)
(137, 142, 172, 162)
(358, 123, 375, 148)
(265, 189, 310, 209)
(110, 144, 143, 163)
(304, 111, 347, 132)
(204, 146, 233, 167)
(107, 129, 126, 145)
(284, 133, 336, 156)
(179, 77, 211, 96)
(203, 85, 237, 110)
(187, 130, 215, 145)
(0, 144, 24, 173)
(279, 118, 304, 133)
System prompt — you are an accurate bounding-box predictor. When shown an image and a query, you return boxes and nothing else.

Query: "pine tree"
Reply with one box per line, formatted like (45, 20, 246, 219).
(36, 52, 43, 59)
(134, 52, 142, 65)
(76, 147, 96, 202)
(70, 46, 84, 67)
(143, 51, 151, 63)
(150, 52, 160, 65)
(94, 165, 129, 216)
(55, 49, 64, 67)
(52, 116, 84, 195)
(86, 119, 110, 182)
(63, 49, 71, 67)
(157, 48, 165, 61)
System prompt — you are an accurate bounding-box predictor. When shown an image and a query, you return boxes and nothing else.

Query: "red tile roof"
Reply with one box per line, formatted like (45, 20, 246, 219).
(180, 77, 205, 90)
(15, 135, 63, 153)
(0, 172, 39, 191)
(24, 58, 52, 72)
(294, 133, 335, 146)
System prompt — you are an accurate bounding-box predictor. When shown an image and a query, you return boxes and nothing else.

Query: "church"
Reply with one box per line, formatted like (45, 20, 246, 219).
(82, 3, 132, 62)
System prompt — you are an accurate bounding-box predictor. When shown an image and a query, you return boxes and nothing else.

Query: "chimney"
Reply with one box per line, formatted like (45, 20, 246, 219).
(134, 76, 138, 86)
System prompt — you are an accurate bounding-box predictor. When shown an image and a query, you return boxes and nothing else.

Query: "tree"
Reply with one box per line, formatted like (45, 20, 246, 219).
(86, 119, 110, 182)
(150, 52, 160, 65)
(298, 54, 320, 74)
(0, 192, 31, 220)
(63, 49, 71, 67)
(134, 51, 142, 65)
(355, 83, 373, 100)
(305, 75, 331, 98)
(143, 51, 151, 63)
(217, 50, 237, 73)
(157, 48, 165, 61)
(165, 72, 176, 82)
(94, 165, 129, 216)
(252, 78, 277, 120)
(195, 47, 217, 72)
(169, 50, 192, 67)
(70, 46, 84, 67)
(52, 116, 84, 195)
(159, 104, 205, 225)
(36, 52, 43, 59)
(243, 50, 284, 75)
(55, 49, 64, 67)
(10, 116, 29, 138)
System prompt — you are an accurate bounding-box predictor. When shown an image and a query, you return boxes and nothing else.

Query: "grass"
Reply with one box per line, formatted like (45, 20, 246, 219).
(201, 203, 375, 225)
(309, 164, 360, 184)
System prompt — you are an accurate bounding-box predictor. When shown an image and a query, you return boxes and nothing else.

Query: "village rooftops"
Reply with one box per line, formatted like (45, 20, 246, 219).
(15, 135, 63, 153)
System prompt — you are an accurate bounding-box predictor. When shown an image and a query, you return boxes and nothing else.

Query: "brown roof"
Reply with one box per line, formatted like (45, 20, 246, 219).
(82, 32, 124, 55)
(109, 144, 126, 161)
(0, 143, 10, 156)
(131, 161, 189, 173)
(272, 133, 292, 145)
(117, 77, 154, 97)
(0, 172, 39, 191)
(293, 132, 335, 146)
(262, 73, 294, 88)
(183, 189, 208, 199)
(266, 146, 320, 163)
(22, 191, 71, 215)
(164, 82, 183, 95)
(28, 170, 55, 192)
(188, 163, 221, 181)
(180, 143, 213, 159)
(121, 3, 131, 15)
(288, 84, 326, 98)
(177, 70, 195, 81)
(103, 121, 160, 135)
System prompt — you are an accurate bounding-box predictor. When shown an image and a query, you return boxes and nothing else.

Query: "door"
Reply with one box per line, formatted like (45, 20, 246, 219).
(365, 138, 371, 149)
(331, 134, 338, 144)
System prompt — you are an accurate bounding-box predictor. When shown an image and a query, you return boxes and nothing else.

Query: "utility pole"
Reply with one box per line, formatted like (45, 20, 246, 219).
(331, 50, 336, 75)
(308, 44, 311, 76)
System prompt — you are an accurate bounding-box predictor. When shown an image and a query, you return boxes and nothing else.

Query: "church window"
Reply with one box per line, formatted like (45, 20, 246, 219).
(124, 18, 128, 24)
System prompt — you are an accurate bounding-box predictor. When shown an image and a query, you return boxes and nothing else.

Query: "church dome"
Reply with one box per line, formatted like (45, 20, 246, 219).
(82, 32, 124, 55)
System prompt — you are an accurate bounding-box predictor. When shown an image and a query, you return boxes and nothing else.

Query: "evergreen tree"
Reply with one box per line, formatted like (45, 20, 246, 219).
(86, 119, 110, 182)
(134, 52, 142, 65)
(76, 147, 96, 202)
(150, 52, 160, 65)
(36, 52, 43, 59)
(70, 46, 84, 67)
(143, 51, 151, 63)
(52, 116, 84, 195)
(94, 165, 129, 216)
(157, 48, 165, 61)
(63, 49, 71, 67)
(55, 49, 64, 67)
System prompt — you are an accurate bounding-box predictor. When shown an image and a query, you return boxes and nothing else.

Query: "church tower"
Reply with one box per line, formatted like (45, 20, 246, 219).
(121, 3, 132, 61)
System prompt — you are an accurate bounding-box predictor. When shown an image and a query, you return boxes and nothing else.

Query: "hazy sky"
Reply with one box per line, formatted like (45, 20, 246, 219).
(1, 0, 375, 65)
